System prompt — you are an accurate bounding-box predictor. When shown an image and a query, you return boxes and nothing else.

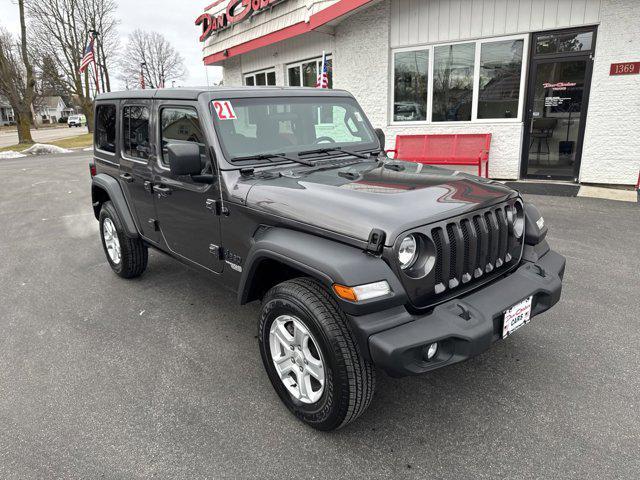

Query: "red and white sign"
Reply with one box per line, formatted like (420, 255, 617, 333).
(196, 0, 287, 42)
(213, 101, 237, 120)
(543, 82, 577, 91)
(610, 62, 640, 76)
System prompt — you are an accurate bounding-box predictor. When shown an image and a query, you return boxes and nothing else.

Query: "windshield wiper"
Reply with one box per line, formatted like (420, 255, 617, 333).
(297, 146, 370, 160)
(230, 152, 313, 166)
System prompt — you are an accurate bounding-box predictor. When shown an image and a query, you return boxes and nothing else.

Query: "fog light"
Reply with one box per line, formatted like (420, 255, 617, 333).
(424, 342, 438, 361)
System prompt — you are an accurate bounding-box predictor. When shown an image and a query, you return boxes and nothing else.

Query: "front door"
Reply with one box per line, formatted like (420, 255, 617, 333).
(522, 27, 596, 181)
(153, 101, 224, 274)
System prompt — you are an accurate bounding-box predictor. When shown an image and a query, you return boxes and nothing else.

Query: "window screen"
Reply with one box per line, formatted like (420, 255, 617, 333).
(95, 104, 116, 153)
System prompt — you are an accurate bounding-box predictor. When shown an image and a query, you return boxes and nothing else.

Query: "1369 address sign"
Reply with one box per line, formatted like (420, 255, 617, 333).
(610, 62, 640, 75)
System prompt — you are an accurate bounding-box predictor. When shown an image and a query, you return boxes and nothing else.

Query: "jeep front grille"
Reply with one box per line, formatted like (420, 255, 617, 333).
(431, 205, 516, 295)
(391, 199, 524, 310)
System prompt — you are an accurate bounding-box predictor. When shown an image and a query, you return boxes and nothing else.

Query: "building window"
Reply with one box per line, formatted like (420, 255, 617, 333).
(433, 43, 475, 122)
(122, 106, 150, 160)
(478, 39, 524, 119)
(287, 56, 333, 88)
(391, 35, 527, 124)
(393, 50, 428, 122)
(95, 104, 116, 154)
(244, 68, 276, 86)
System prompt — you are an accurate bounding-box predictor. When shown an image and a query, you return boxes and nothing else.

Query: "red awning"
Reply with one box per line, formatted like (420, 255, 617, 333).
(203, 0, 375, 66)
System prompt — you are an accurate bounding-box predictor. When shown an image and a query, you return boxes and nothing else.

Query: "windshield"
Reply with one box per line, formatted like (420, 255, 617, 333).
(210, 96, 378, 163)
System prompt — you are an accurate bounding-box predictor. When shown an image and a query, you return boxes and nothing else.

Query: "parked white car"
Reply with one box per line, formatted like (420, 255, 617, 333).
(68, 114, 86, 128)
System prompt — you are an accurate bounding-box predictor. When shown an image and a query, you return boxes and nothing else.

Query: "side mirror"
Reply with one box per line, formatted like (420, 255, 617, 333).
(167, 143, 201, 176)
(375, 128, 386, 151)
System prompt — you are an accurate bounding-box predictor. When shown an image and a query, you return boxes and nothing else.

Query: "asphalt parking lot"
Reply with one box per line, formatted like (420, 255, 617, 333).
(1, 152, 639, 479)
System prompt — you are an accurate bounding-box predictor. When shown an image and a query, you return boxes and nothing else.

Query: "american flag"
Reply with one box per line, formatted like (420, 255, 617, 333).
(316, 51, 329, 89)
(79, 34, 96, 74)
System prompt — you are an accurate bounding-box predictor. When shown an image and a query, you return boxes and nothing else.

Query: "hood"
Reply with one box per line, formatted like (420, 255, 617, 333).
(238, 161, 518, 245)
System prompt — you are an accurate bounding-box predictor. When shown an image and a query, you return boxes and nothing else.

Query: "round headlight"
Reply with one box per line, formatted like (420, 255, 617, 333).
(398, 235, 419, 270)
(513, 201, 525, 239)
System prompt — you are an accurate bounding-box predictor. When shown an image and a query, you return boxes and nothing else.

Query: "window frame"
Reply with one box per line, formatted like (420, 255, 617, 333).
(120, 103, 151, 164)
(389, 34, 529, 126)
(158, 104, 205, 170)
(244, 67, 277, 86)
(95, 103, 118, 157)
(286, 55, 333, 88)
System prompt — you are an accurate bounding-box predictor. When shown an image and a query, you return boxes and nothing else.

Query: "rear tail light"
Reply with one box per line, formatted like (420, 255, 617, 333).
(89, 162, 96, 177)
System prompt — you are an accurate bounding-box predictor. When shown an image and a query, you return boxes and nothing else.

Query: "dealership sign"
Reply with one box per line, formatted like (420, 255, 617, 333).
(196, 0, 286, 42)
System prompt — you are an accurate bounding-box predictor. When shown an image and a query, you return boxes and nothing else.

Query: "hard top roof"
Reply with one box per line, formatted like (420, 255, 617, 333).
(96, 86, 353, 101)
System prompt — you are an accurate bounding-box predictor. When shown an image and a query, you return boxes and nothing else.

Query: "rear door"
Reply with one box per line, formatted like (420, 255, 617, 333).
(119, 99, 162, 244)
(152, 100, 224, 273)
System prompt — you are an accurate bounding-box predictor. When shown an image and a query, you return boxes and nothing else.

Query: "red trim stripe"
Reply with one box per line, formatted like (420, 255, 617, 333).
(203, 0, 374, 65)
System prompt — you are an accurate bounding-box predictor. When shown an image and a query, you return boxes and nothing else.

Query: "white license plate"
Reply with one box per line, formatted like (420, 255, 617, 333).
(502, 296, 533, 339)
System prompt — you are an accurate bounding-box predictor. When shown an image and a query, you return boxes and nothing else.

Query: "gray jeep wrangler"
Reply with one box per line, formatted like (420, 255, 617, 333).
(90, 87, 565, 430)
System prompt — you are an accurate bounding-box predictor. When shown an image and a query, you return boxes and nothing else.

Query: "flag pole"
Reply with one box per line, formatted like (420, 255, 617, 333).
(89, 30, 100, 95)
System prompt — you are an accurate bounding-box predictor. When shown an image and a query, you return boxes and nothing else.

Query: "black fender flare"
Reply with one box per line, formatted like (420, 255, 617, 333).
(91, 174, 139, 238)
(239, 227, 408, 315)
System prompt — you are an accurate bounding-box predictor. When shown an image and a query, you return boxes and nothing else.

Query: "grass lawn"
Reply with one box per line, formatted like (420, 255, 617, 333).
(0, 133, 93, 152)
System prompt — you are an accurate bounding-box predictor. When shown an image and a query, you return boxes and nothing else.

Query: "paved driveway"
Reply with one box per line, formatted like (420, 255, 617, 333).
(0, 152, 638, 479)
(0, 126, 88, 148)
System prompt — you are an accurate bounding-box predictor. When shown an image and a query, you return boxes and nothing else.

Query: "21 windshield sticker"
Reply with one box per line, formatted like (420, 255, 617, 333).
(213, 100, 237, 120)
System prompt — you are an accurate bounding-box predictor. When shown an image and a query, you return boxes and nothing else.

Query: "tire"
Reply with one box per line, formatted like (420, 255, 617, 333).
(98, 201, 148, 279)
(259, 278, 375, 431)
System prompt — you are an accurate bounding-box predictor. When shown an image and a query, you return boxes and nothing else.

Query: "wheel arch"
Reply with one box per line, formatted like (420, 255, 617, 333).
(239, 228, 408, 315)
(91, 173, 139, 238)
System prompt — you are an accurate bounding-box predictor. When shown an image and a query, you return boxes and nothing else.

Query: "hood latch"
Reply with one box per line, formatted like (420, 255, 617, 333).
(366, 228, 386, 255)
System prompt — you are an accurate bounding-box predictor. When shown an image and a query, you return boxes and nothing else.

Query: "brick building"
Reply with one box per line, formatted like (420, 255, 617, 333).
(199, 0, 640, 185)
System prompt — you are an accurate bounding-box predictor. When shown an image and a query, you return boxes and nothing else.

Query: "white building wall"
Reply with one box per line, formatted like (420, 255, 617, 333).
(217, 0, 638, 184)
(580, 0, 640, 185)
(390, 0, 602, 47)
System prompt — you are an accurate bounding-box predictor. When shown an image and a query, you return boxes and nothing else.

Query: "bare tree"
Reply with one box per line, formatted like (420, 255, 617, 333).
(0, 0, 36, 144)
(119, 30, 186, 89)
(78, 0, 119, 93)
(28, 0, 119, 132)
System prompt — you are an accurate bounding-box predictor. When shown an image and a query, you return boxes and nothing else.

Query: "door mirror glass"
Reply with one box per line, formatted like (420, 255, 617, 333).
(167, 143, 202, 176)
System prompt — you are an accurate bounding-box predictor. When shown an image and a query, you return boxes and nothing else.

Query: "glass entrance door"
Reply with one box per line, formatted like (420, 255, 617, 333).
(522, 28, 596, 181)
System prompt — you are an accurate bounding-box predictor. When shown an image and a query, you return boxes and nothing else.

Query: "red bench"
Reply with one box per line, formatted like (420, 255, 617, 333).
(386, 133, 492, 178)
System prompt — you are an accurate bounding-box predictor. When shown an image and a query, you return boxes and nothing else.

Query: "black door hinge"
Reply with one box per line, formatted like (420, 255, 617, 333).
(366, 228, 386, 255)
(209, 244, 223, 259)
(205, 198, 229, 216)
(144, 181, 153, 193)
(147, 218, 159, 231)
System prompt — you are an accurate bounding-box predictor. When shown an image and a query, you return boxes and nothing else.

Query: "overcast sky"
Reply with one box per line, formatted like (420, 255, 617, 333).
(0, 0, 223, 89)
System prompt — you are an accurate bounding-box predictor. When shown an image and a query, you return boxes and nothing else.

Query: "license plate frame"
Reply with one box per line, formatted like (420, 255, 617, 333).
(502, 296, 533, 339)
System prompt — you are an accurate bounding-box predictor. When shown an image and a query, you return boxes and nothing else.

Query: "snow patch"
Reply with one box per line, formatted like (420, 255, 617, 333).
(22, 143, 72, 155)
(0, 150, 27, 159)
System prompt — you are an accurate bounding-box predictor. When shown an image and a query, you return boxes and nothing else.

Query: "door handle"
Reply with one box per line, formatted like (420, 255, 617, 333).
(120, 173, 134, 183)
(154, 185, 172, 197)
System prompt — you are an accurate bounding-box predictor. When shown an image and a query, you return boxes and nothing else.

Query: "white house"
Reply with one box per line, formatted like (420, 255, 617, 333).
(35, 96, 74, 125)
(0, 96, 15, 126)
(199, 0, 640, 186)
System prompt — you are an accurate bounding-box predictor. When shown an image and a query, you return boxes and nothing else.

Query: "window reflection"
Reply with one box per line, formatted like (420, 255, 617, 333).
(478, 39, 524, 119)
(536, 31, 593, 54)
(433, 43, 475, 121)
(393, 50, 428, 122)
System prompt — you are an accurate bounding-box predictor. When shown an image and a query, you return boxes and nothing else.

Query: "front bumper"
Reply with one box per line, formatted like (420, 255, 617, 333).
(349, 249, 565, 377)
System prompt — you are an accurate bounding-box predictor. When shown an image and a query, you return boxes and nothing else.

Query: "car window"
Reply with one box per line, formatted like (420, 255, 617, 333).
(211, 97, 377, 161)
(95, 104, 116, 154)
(122, 106, 150, 161)
(160, 107, 206, 167)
